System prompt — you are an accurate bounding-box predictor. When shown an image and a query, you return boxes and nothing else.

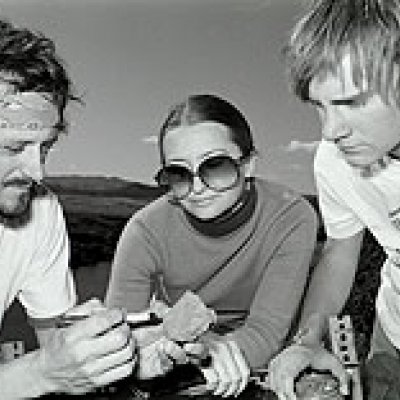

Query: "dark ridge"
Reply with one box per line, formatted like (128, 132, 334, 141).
(44, 175, 167, 199)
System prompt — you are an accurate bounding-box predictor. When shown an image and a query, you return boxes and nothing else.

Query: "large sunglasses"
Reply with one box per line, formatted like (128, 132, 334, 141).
(155, 154, 248, 200)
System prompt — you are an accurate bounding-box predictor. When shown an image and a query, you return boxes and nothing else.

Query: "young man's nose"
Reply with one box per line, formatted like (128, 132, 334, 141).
(192, 174, 206, 194)
(18, 144, 44, 183)
(321, 107, 347, 143)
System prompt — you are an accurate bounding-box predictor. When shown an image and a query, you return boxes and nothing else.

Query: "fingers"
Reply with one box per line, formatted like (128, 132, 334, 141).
(161, 339, 187, 365)
(201, 367, 219, 392)
(74, 322, 134, 362)
(184, 342, 208, 358)
(338, 372, 350, 396)
(183, 342, 211, 366)
(314, 354, 350, 396)
(136, 340, 174, 379)
(282, 376, 297, 400)
(268, 344, 350, 400)
(37, 315, 135, 395)
(272, 373, 296, 400)
(155, 344, 175, 373)
(227, 341, 250, 396)
(201, 339, 250, 398)
(268, 344, 313, 400)
(94, 356, 136, 388)
(211, 353, 232, 397)
(79, 333, 136, 387)
(65, 309, 126, 342)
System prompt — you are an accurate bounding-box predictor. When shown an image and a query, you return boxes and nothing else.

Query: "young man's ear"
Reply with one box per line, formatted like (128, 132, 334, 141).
(244, 152, 257, 179)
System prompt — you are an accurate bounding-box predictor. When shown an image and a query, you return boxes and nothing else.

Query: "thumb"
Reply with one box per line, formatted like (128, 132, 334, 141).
(162, 339, 187, 364)
(184, 342, 208, 357)
(328, 362, 350, 396)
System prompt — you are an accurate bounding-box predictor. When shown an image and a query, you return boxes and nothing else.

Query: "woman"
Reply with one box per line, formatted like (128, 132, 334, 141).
(106, 94, 318, 397)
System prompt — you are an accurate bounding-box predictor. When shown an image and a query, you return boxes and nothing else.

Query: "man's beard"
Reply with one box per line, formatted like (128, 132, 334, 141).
(0, 182, 44, 228)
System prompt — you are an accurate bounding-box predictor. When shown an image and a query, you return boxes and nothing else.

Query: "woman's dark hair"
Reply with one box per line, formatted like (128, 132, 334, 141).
(159, 94, 255, 163)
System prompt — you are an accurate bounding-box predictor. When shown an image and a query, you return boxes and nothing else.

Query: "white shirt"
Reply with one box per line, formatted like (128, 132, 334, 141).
(315, 140, 400, 349)
(0, 191, 76, 324)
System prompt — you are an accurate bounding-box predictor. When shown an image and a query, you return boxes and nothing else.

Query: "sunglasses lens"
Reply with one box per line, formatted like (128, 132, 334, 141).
(156, 155, 242, 199)
(199, 155, 239, 191)
(156, 165, 192, 199)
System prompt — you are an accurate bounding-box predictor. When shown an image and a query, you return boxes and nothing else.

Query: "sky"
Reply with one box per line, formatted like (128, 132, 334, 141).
(0, 0, 321, 194)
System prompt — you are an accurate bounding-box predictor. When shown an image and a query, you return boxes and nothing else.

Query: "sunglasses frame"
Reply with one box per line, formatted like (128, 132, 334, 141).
(155, 154, 249, 200)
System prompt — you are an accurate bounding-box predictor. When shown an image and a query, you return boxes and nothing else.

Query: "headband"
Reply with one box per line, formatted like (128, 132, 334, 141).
(0, 89, 58, 132)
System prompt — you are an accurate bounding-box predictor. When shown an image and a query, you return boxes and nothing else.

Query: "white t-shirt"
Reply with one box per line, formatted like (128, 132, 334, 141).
(315, 140, 400, 349)
(0, 191, 76, 324)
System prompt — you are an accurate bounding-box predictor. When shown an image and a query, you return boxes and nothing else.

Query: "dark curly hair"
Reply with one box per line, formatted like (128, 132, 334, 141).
(0, 19, 79, 132)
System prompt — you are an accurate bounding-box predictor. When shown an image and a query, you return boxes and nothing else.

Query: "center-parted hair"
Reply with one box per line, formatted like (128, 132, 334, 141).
(158, 94, 255, 164)
(285, 0, 400, 104)
(0, 19, 79, 132)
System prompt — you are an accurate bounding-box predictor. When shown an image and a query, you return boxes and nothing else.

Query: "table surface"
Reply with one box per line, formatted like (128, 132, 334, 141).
(41, 365, 278, 400)
(42, 387, 278, 400)
(42, 384, 278, 400)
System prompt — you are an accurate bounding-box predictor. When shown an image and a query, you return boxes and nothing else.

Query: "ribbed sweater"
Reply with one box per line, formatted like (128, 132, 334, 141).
(106, 178, 318, 368)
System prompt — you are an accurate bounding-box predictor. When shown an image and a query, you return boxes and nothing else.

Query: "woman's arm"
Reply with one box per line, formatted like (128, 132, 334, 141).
(230, 200, 319, 368)
(198, 199, 318, 398)
(105, 218, 159, 312)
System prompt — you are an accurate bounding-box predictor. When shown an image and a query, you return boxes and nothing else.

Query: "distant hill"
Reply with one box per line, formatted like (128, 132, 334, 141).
(44, 176, 167, 267)
(45, 175, 166, 199)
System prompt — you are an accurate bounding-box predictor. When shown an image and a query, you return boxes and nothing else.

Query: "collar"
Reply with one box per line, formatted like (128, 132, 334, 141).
(184, 180, 257, 237)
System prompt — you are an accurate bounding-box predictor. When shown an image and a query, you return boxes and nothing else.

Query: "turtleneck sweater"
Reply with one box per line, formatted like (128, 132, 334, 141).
(106, 178, 318, 368)
(184, 180, 257, 237)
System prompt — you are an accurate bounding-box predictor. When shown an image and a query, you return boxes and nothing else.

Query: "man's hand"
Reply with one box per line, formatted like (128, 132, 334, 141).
(268, 343, 349, 400)
(35, 299, 136, 395)
(200, 335, 250, 398)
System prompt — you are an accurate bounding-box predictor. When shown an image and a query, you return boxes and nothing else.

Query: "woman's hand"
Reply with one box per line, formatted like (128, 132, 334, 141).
(135, 336, 177, 379)
(132, 324, 189, 379)
(200, 335, 250, 397)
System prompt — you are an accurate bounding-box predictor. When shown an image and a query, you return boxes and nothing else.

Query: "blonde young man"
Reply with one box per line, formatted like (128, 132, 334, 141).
(269, 1, 400, 399)
(0, 19, 135, 398)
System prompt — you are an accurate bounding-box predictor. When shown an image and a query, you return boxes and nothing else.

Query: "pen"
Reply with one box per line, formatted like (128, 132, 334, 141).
(56, 313, 89, 328)
(56, 310, 161, 329)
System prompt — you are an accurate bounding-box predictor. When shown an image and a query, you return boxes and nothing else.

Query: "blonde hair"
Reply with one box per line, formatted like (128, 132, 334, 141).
(285, 0, 400, 104)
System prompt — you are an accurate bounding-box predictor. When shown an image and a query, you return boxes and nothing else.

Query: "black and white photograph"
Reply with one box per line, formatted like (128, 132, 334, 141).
(0, 1, 396, 399)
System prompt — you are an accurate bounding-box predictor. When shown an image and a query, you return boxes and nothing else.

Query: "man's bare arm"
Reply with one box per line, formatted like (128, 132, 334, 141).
(298, 230, 365, 342)
(269, 230, 365, 399)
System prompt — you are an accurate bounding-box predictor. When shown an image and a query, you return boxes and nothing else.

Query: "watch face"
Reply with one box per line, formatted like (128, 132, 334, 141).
(295, 372, 344, 400)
